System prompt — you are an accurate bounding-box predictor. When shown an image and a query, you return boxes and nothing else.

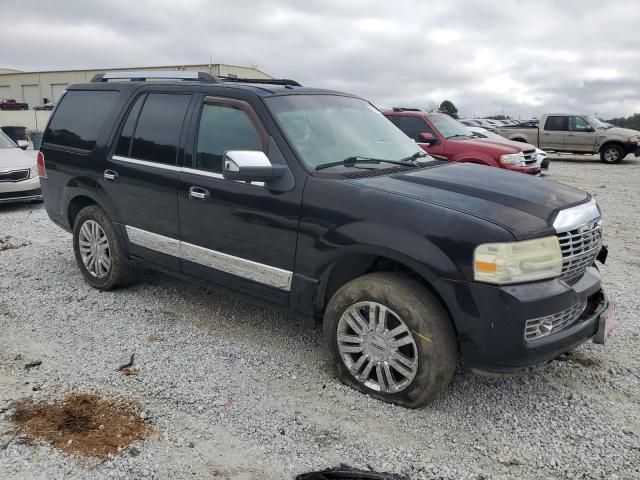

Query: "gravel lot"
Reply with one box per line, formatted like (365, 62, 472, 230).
(1, 154, 639, 480)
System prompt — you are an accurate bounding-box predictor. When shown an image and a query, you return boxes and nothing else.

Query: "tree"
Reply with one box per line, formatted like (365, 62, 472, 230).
(438, 100, 459, 119)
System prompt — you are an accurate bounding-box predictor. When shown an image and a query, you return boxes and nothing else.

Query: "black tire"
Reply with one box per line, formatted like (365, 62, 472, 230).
(600, 144, 625, 164)
(72, 205, 136, 290)
(323, 272, 457, 408)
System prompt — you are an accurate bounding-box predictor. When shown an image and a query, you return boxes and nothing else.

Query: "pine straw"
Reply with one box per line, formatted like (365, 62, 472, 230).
(8, 393, 151, 458)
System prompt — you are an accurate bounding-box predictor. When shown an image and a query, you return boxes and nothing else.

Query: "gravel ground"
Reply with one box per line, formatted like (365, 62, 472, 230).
(1, 154, 639, 480)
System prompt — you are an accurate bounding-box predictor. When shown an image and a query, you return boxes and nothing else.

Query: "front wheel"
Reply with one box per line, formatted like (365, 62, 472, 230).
(600, 145, 625, 164)
(72, 205, 136, 290)
(323, 272, 457, 408)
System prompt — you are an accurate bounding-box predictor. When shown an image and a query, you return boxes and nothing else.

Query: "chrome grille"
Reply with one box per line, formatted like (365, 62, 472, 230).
(557, 221, 602, 284)
(525, 301, 587, 340)
(523, 149, 537, 165)
(0, 169, 29, 182)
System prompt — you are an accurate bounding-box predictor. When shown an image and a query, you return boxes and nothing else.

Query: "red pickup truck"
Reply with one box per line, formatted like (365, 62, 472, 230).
(384, 109, 541, 174)
(0, 100, 28, 111)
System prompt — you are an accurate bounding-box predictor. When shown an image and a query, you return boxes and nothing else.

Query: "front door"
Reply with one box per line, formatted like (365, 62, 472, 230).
(102, 92, 192, 270)
(177, 95, 300, 305)
(564, 116, 597, 152)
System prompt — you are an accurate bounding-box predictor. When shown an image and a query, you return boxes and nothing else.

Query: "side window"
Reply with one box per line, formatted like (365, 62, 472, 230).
(544, 116, 567, 131)
(115, 94, 146, 156)
(569, 116, 591, 132)
(45, 90, 119, 151)
(130, 94, 191, 165)
(195, 103, 263, 173)
(397, 116, 434, 141)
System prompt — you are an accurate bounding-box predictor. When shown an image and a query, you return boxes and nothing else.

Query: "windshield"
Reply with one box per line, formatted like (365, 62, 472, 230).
(428, 113, 473, 139)
(585, 115, 609, 129)
(0, 131, 16, 148)
(265, 95, 424, 169)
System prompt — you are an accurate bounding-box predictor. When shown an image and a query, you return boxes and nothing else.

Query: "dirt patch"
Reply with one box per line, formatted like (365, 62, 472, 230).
(0, 235, 30, 252)
(498, 458, 523, 467)
(7, 393, 151, 458)
(566, 352, 602, 369)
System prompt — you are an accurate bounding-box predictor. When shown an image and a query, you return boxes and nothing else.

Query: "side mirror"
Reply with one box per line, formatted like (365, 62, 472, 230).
(585, 126, 595, 132)
(223, 151, 287, 183)
(17, 140, 29, 150)
(418, 132, 436, 144)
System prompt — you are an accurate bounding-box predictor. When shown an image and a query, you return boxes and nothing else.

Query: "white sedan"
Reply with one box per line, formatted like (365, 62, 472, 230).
(467, 126, 549, 170)
(0, 131, 42, 204)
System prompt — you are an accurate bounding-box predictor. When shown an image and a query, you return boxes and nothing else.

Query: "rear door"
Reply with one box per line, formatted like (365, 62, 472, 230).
(564, 116, 597, 152)
(103, 92, 192, 270)
(540, 116, 567, 150)
(177, 95, 300, 305)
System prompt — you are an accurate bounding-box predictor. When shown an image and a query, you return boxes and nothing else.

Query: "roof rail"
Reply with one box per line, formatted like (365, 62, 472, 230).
(392, 107, 421, 112)
(90, 71, 221, 83)
(218, 76, 302, 87)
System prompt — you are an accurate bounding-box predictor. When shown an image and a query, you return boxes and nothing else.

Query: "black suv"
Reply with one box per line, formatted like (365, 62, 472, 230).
(39, 71, 613, 407)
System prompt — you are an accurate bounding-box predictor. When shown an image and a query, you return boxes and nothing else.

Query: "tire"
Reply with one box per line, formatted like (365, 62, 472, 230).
(323, 272, 457, 408)
(600, 144, 625, 164)
(72, 205, 136, 290)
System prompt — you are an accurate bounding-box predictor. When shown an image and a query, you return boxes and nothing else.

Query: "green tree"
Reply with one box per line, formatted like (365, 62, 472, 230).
(438, 100, 459, 119)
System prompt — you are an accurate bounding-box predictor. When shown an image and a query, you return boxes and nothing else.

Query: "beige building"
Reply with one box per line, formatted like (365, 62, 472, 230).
(0, 64, 272, 109)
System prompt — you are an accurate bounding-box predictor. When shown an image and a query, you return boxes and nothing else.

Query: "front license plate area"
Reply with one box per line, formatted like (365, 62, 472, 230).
(593, 303, 615, 345)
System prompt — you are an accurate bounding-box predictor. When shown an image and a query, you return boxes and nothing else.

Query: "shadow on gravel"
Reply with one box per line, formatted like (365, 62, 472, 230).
(5, 393, 151, 458)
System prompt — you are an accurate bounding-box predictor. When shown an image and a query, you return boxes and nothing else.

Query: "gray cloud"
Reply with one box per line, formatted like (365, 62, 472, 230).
(1, 0, 638, 118)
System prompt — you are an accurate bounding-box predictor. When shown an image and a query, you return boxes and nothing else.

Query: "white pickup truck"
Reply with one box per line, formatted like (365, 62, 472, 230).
(495, 114, 640, 164)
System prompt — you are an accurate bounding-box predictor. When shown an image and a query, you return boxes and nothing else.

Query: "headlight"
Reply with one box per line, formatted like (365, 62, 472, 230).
(628, 135, 638, 144)
(500, 153, 525, 166)
(30, 165, 38, 178)
(474, 236, 563, 284)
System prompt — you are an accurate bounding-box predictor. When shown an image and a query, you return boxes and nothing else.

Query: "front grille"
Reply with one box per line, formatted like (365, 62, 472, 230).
(523, 149, 538, 165)
(557, 222, 602, 284)
(525, 300, 587, 340)
(0, 169, 30, 182)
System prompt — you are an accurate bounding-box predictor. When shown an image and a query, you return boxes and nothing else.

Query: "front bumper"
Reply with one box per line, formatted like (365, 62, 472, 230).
(0, 176, 42, 204)
(625, 143, 640, 157)
(503, 164, 541, 175)
(442, 265, 608, 372)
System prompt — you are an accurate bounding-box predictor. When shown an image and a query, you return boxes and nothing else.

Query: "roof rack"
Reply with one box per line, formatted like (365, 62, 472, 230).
(90, 71, 221, 83)
(218, 76, 301, 87)
(392, 107, 422, 112)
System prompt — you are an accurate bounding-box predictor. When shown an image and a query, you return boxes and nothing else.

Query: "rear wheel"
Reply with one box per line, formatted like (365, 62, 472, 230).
(72, 205, 136, 290)
(600, 144, 625, 164)
(323, 272, 457, 408)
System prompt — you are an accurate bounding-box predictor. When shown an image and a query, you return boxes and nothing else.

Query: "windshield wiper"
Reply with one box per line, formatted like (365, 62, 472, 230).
(398, 151, 430, 164)
(315, 156, 419, 171)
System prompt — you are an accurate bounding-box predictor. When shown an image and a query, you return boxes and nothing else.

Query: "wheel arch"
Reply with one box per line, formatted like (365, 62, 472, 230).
(67, 194, 99, 228)
(598, 140, 625, 154)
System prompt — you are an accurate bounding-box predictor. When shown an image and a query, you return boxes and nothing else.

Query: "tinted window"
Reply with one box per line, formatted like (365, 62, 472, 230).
(115, 94, 146, 156)
(544, 116, 567, 131)
(46, 90, 119, 151)
(396, 116, 434, 141)
(195, 103, 262, 173)
(569, 116, 591, 132)
(130, 94, 191, 165)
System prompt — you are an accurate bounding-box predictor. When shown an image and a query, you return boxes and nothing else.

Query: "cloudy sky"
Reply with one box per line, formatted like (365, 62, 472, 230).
(1, 0, 638, 119)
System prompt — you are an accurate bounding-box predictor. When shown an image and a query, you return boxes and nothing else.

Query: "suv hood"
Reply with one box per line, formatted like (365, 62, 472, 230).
(0, 148, 36, 171)
(457, 137, 534, 153)
(349, 162, 589, 239)
(600, 126, 640, 137)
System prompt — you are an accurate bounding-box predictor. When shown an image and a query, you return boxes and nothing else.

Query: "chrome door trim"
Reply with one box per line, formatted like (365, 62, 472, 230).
(125, 226, 181, 258)
(124, 225, 292, 291)
(112, 155, 181, 172)
(181, 167, 224, 179)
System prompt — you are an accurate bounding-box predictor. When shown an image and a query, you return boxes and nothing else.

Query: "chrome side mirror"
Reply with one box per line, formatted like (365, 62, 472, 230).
(222, 151, 287, 183)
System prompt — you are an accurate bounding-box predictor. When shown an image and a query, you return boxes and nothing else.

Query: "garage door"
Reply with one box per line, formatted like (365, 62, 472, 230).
(22, 85, 40, 109)
(0, 86, 11, 100)
(51, 84, 68, 102)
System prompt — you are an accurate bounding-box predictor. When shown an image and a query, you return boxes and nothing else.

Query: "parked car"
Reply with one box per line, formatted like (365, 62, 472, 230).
(384, 109, 541, 174)
(467, 126, 549, 170)
(495, 113, 640, 163)
(34, 102, 56, 111)
(39, 71, 612, 407)
(0, 130, 42, 204)
(0, 99, 28, 111)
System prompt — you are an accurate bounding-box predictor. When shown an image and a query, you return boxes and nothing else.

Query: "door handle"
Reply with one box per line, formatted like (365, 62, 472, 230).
(104, 169, 118, 182)
(189, 186, 210, 201)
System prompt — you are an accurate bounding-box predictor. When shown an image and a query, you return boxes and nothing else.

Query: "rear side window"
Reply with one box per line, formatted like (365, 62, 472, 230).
(129, 94, 191, 165)
(544, 116, 567, 131)
(195, 104, 263, 173)
(46, 90, 119, 151)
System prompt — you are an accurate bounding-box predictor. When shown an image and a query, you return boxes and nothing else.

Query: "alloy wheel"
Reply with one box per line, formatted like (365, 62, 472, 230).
(337, 301, 418, 393)
(603, 148, 620, 162)
(78, 220, 111, 278)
